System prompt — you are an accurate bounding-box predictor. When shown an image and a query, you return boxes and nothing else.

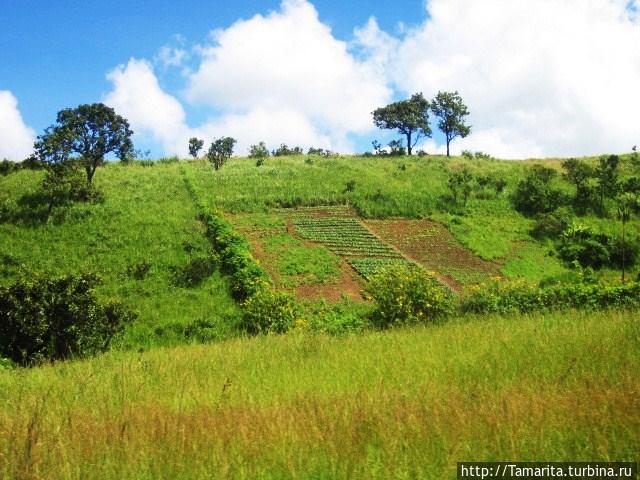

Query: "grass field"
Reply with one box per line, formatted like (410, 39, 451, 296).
(0, 308, 637, 479)
(1, 154, 639, 478)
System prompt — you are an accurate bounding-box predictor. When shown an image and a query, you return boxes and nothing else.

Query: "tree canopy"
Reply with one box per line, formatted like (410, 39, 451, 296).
(372, 93, 431, 155)
(34, 103, 133, 184)
(206, 137, 236, 170)
(430, 91, 471, 157)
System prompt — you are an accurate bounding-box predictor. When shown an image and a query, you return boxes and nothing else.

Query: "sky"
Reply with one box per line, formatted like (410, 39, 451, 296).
(1, 0, 639, 160)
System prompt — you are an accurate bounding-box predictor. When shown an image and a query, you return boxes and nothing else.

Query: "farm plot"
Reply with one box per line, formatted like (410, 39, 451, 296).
(292, 215, 415, 279)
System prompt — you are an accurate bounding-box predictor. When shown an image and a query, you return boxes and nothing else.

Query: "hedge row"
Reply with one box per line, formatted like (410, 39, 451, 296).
(460, 279, 640, 315)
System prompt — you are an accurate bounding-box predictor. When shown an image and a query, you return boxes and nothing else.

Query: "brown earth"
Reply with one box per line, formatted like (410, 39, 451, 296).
(365, 219, 501, 291)
(226, 213, 365, 302)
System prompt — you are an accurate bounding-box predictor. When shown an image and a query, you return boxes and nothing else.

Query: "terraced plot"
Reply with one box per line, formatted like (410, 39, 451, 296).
(292, 215, 415, 279)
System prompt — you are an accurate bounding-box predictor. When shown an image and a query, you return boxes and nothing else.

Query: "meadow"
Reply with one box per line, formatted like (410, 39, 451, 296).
(0, 309, 637, 479)
(1, 153, 639, 478)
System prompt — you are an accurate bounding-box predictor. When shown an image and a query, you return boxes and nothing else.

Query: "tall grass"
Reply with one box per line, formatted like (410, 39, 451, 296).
(0, 309, 637, 479)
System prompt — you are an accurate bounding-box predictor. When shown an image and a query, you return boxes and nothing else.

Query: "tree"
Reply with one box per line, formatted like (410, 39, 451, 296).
(616, 193, 640, 283)
(562, 158, 595, 214)
(511, 165, 564, 216)
(206, 137, 236, 170)
(34, 103, 133, 184)
(448, 168, 474, 206)
(430, 91, 471, 157)
(594, 154, 620, 213)
(188, 137, 204, 159)
(372, 93, 431, 155)
(248, 142, 269, 159)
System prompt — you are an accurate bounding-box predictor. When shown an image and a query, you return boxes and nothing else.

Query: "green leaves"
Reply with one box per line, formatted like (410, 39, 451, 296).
(206, 137, 236, 170)
(372, 92, 431, 155)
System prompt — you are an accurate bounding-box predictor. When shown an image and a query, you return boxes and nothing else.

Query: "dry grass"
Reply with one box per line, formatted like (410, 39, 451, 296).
(1, 309, 638, 479)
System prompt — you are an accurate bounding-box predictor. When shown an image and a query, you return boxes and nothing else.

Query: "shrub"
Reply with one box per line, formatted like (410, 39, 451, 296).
(512, 165, 564, 216)
(249, 141, 269, 159)
(272, 144, 303, 156)
(125, 260, 151, 280)
(241, 286, 298, 335)
(171, 255, 218, 288)
(530, 208, 571, 239)
(0, 273, 135, 365)
(609, 236, 640, 269)
(366, 265, 453, 328)
(557, 223, 611, 269)
(461, 278, 640, 315)
(0, 159, 18, 176)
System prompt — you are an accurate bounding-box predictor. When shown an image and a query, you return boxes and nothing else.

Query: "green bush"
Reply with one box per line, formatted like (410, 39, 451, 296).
(199, 211, 269, 300)
(461, 278, 640, 315)
(512, 165, 564, 216)
(366, 265, 453, 328)
(530, 208, 571, 239)
(557, 223, 611, 269)
(170, 254, 218, 287)
(241, 285, 298, 334)
(0, 273, 135, 365)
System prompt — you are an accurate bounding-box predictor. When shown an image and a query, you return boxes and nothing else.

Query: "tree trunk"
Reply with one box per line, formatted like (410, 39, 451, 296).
(86, 165, 95, 184)
(406, 132, 412, 156)
(446, 138, 450, 157)
(622, 219, 626, 283)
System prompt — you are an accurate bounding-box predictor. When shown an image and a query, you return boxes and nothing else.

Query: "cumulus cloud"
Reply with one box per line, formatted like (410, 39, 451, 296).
(104, 58, 191, 155)
(0, 91, 35, 160)
(385, 0, 640, 158)
(186, 0, 391, 151)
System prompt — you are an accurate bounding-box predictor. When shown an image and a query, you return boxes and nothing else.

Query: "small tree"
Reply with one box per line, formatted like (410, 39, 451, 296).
(34, 103, 133, 184)
(248, 141, 269, 159)
(188, 137, 204, 159)
(448, 168, 474, 206)
(206, 137, 236, 170)
(562, 158, 595, 214)
(372, 93, 431, 155)
(595, 154, 620, 213)
(511, 165, 563, 216)
(616, 193, 639, 283)
(430, 91, 471, 157)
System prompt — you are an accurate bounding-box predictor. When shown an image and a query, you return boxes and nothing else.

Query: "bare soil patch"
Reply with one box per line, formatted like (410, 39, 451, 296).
(365, 219, 501, 291)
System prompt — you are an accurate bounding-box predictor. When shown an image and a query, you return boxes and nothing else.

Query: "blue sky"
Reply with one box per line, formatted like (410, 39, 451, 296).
(1, 0, 639, 159)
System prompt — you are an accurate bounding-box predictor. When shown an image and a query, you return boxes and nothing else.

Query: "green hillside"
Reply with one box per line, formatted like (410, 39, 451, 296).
(1, 154, 639, 478)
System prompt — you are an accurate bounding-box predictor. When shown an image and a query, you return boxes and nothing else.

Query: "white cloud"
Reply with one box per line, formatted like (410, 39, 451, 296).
(155, 46, 188, 68)
(186, 0, 391, 151)
(0, 91, 35, 160)
(104, 58, 191, 155)
(386, 0, 640, 158)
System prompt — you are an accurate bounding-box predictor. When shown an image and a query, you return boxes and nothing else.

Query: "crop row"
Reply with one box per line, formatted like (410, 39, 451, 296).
(293, 217, 402, 258)
(348, 258, 415, 280)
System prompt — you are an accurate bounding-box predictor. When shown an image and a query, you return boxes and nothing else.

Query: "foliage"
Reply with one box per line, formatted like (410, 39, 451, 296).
(557, 223, 612, 269)
(562, 158, 596, 214)
(0, 273, 135, 365)
(248, 141, 270, 159)
(461, 277, 640, 315)
(170, 255, 218, 288)
(241, 285, 298, 334)
(34, 103, 133, 184)
(0, 160, 19, 176)
(199, 211, 269, 300)
(188, 137, 204, 159)
(206, 137, 236, 170)
(272, 144, 303, 156)
(448, 167, 473, 206)
(125, 260, 151, 280)
(512, 165, 564, 216)
(430, 90, 471, 157)
(366, 265, 453, 328)
(595, 154, 620, 212)
(530, 207, 571, 239)
(372, 92, 431, 155)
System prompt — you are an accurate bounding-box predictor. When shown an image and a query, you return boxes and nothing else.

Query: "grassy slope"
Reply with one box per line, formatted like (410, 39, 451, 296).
(0, 309, 637, 479)
(0, 163, 241, 348)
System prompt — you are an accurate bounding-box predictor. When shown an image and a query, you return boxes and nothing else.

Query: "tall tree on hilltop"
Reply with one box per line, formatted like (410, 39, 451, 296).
(430, 91, 471, 157)
(372, 93, 431, 156)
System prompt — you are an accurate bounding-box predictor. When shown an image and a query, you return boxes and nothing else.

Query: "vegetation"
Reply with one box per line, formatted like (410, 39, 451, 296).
(372, 93, 431, 155)
(430, 90, 471, 157)
(188, 137, 204, 159)
(34, 103, 133, 184)
(0, 309, 637, 478)
(206, 136, 236, 170)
